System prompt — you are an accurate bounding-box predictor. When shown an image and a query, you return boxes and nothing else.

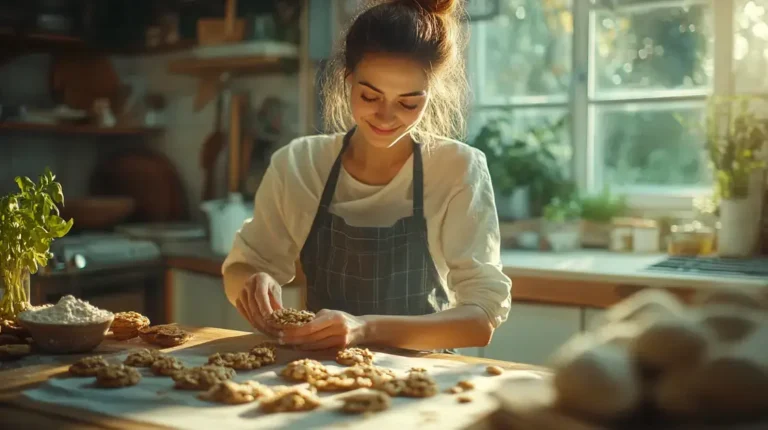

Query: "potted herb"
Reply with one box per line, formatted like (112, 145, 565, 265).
(542, 196, 582, 252)
(472, 116, 572, 221)
(704, 96, 767, 257)
(0, 168, 73, 319)
(579, 187, 628, 248)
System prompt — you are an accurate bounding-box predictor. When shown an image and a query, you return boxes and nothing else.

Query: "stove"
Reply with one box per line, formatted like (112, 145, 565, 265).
(645, 256, 768, 279)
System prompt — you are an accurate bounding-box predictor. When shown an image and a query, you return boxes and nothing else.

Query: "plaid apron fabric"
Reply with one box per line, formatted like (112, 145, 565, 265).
(300, 130, 450, 318)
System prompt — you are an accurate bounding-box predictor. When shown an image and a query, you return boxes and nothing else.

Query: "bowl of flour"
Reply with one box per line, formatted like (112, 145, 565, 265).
(18, 295, 114, 354)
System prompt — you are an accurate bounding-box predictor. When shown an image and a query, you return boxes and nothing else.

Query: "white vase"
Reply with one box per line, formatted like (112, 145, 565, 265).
(719, 198, 761, 257)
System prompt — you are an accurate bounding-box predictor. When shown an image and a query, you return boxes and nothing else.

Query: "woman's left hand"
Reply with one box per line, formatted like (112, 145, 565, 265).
(278, 309, 367, 350)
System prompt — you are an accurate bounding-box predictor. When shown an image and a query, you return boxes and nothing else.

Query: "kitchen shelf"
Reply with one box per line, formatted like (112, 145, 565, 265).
(0, 122, 163, 136)
(168, 55, 298, 76)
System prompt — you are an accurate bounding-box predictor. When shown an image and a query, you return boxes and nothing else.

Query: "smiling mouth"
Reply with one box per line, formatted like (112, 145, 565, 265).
(367, 122, 400, 135)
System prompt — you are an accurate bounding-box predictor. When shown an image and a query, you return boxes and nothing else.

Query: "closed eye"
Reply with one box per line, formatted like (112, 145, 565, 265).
(361, 94, 378, 103)
(400, 102, 418, 110)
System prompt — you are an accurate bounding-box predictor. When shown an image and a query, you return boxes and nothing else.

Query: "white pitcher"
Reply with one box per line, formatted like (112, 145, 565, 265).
(200, 193, 253, 255)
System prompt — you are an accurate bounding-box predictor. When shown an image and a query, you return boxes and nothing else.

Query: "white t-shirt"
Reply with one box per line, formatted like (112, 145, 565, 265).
(223, 133, 512, 327)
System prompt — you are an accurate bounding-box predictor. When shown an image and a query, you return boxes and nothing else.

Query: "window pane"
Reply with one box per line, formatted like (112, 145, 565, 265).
(591, 3, 713, 97)
(477, 0, 573, 103)
(595, 102, 711, 188)
(734, 0, 768, 93)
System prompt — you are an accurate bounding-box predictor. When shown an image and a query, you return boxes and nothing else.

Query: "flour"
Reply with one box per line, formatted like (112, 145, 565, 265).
(18, 295, 113, 324)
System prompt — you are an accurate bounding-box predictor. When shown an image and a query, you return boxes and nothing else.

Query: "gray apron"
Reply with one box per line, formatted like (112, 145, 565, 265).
(300, 129, 450, 322)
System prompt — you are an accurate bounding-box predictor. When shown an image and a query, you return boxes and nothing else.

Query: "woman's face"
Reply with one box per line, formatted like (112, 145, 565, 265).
(348, 53, 429, 148)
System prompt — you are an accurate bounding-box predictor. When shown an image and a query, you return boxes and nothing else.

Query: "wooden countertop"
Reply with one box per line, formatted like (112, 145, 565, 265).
(0, 325, 544, 429)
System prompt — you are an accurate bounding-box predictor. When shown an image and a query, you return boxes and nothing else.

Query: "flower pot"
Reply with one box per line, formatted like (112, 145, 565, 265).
(580, 220, 612, 249)
(718, 198, 761, 257)
(543, 220, 581, 252)
(0, 267, 31, 319)
(496, 186, 531, 221)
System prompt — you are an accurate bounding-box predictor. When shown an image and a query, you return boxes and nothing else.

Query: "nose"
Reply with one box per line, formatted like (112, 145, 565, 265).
(375, 103, 396, 124)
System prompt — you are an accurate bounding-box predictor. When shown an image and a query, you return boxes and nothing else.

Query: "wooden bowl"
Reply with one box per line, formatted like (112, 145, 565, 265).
(59, 197, 136, 231)
(17, 316, 114, 354)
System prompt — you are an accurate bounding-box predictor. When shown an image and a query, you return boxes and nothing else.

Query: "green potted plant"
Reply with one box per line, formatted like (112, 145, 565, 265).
(704, 95, 767, 257)
(579, 187, 628, 248)
(472, 116, 572, 221)
(0, 168, 73, 320)
(542, 195, 582, 252)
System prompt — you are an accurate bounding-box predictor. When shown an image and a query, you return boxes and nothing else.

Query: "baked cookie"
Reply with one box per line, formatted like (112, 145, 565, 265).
(139, 324, 191, 348)
(69, 356, 109, 377)
(0, 319, 29, 338)
(280, 359, 329, 383)
(373, 378, 407, 397)
(341, 391, 391, 414)
(252, 341, 278, 352)
(110, 311, 150, 340)
(95, 364, 141, 388)
(172, 365, 236, 390)
(260, 386, 321, 413)
(151, 356, 186, 376)
(124, 348, 165, 367)
(198, 380, 274, 404)
(249, 346, 276, 365)
(401, 372, 438, 398)
(341, 364, 395, 384)
(0, 344, 31, 361)
(336, 347, 374, 366)
(208, 352, 264, 370)
(408, 367, 427, 374)
(267, 309, 315, 328)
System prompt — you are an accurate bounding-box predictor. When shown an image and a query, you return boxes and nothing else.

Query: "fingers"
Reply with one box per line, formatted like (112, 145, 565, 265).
(281, 311, 335, 338)
(298, 335, 345, 351)
(281, 324, 341, 345)
(235, 298, 253, 326)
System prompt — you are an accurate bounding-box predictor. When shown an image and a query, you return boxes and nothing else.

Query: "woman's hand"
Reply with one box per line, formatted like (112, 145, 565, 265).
(235, 272, 283, 336)
(279, 309, 366, 350)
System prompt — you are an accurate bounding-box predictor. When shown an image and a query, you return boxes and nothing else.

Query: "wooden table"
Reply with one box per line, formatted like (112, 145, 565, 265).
(0, 326, 545, 429)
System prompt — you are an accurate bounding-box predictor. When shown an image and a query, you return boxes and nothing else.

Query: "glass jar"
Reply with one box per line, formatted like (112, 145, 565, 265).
(667, 221, 716, 256)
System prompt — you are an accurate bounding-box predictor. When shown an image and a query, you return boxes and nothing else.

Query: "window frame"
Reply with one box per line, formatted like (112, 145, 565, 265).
(469, 0, 736, 212)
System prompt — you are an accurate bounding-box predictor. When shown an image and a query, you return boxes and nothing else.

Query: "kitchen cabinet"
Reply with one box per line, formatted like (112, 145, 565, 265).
(583, 307, 606, 331)
(484, 303, 582, 366)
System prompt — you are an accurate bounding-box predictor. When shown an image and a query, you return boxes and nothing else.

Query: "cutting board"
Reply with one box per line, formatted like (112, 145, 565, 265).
(13, 332, 545, 430)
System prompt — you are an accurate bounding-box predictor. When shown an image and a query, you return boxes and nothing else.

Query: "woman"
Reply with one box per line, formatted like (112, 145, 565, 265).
(223, 0, 511, 352)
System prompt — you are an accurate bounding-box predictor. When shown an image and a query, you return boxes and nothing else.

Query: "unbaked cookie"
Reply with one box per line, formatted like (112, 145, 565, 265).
(0, 343, 31, 361)
(208, 352, 264, 370)
(311, 374, 374, 392)
(198, 380, 274, 404)
(336, 347, 374, 366)
(267, 309, 315, 328)
(341, 391, 391, 414)
(374, 378, 407, 397)
(95, 364, 141, 388)
(280, 359, 329, 383)
(69, 356, 109, 377)
(151, 356, 186, 376)
(341, 364, 395, 384)
(401, 372, 438, 398)
(139, 324, 191, 347)
(124, 348, 165, 367)
(249, 346, 276, 365)
(252, 341, 278, 353)
(111, 311, 150, 340)
(260, 386, 321, 413)
(173, 365, 236, 390)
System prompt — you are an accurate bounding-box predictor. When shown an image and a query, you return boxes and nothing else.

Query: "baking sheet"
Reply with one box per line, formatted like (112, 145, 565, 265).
(21, 334, 544, 429)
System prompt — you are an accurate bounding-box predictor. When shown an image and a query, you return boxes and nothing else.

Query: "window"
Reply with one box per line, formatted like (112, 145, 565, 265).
(469, 0, 749, 210)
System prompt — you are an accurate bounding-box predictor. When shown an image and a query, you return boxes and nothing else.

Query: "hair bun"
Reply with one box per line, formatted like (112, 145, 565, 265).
(400, 0, 459, 16)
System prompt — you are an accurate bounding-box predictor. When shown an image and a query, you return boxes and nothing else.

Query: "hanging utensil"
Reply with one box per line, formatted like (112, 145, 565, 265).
(200, 95, 225, 202)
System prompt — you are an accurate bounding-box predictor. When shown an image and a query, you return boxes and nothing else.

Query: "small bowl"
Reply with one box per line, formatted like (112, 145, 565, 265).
(18, 316, 114, 354)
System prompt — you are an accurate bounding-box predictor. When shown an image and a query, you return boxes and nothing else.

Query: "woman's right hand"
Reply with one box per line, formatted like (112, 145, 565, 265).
(235, 272, 283, 336)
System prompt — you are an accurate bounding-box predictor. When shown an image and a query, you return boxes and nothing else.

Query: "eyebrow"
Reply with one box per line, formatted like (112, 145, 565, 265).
(359, 81, 426, 97)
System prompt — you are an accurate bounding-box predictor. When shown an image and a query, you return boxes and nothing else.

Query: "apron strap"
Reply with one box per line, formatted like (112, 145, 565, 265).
(411, 141, 424, 219)
(317, 129, 354, 211)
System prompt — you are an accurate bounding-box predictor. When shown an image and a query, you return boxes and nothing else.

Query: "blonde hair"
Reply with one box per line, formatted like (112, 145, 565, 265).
(320, 0, 469, 145)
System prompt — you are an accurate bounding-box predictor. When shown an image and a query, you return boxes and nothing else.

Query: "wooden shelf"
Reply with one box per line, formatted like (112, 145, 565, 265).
(0, 122, 162, 136)
(168, 55, 298, 76)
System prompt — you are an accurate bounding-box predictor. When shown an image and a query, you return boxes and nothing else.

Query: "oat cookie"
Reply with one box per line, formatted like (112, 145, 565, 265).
(373, 378, 407, 397)
(124, 348, 165, 367)
(198, 380, 274, 404)
(336, 347, 374, 366)
(0, 319, 29, 338)
(445, 386, 463, 394)
(401, 372, 438, 398)
(252, 341, 278, 352)
(311, 374, 374, 392)
(69, 356, 109, 377)
(151, 356, 186, 376)
(486, 365, 504, 376)
(110, 311, 150, 340)
(408, 367, 427, 373)
(0, 344, 31, 361)
(280, 359, 329, 382)
(260, 386, 321, 413)
(341, 364, 395, 384)
(173, 365, 235, 390)
(95, 364, 141, 388)
(248, 346, 276, 365)
(208, 352, 264, 370)
(139, 324, 191, 347)
(267, 309, 315, 328)
(341, 391, 391, 414)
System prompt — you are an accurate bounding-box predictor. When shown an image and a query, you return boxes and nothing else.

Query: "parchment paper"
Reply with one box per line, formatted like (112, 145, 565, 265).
(21, 334, 544, 429)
